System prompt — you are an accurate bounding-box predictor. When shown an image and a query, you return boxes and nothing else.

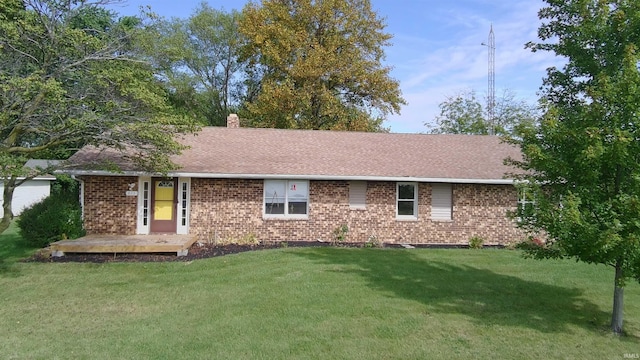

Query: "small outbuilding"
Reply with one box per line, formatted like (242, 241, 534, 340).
(0, 159, 59, 216)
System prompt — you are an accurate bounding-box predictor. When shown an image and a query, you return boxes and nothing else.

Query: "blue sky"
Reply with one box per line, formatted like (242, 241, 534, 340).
(108, 0, 561, 133)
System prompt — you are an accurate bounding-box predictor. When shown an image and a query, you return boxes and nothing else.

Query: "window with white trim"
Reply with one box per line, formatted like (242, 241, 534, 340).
(431, 183, 452, 221)
(517, 186, 536, 219)
(137, 177, 151, 234)
(264, 180, 309, 218)
(397, 182, 418, 219)
(142, 181, 150, 226)
(179, 179, 190, 228)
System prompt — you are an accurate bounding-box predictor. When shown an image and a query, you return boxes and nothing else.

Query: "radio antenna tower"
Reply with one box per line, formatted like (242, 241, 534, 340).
(485, 25, 495, 135)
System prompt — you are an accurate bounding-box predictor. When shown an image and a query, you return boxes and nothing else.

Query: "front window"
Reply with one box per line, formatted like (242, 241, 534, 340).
(397, 182, 418, 219)
(264, 180, 309, 218)
(517, 186, 536, 219)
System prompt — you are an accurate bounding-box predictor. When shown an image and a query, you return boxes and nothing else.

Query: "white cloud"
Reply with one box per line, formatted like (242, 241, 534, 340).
(382, 0, 566, 133)
(385, 84, 473, 134)
(110, 0, 567, 134)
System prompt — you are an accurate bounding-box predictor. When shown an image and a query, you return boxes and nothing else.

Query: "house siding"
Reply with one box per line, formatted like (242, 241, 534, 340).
(0, 179, 52, 216)
(81, 176, 525, 245)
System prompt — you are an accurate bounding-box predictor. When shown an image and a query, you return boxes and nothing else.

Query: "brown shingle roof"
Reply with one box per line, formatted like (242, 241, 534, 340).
(68, 127, 521, 183)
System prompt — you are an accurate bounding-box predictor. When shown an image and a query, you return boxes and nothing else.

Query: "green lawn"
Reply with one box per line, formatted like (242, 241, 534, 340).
(1, 227, 639, 359)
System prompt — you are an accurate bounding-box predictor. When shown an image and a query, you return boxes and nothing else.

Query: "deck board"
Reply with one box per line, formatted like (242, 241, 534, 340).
(49, 234, 198, 257)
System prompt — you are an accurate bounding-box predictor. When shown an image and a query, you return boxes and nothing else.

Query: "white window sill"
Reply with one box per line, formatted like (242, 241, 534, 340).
(263, 215, 309, 221)
(396, 216, 418, 222)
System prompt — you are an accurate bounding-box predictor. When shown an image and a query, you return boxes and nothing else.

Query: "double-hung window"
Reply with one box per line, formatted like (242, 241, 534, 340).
(264, 180, 309, 218)
(397, 182, 418, 219)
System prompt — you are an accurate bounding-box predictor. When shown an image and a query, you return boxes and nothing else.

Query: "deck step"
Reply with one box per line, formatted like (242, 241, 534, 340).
(49, 234, 197, 257)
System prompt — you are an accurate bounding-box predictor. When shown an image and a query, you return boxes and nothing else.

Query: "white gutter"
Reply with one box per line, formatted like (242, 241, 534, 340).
(61, 170, 515, 185)
(12, 175, 57, 181)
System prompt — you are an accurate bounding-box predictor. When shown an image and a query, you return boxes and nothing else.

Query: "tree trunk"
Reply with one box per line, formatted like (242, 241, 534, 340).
(0, 178, 16, 235)
(611, 261, 624, 335)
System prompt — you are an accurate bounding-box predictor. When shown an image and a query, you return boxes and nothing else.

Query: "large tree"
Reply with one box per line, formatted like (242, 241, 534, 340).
(428, 89, 538, 136)
(239, 0, 405, 131)
(509, 0, 640, 334)
(149, 3, 246, 126)
(0, 0, 196, 233)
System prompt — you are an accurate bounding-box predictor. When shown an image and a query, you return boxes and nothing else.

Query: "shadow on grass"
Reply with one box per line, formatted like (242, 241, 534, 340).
(291, 248, 608, 334)
(0, 222, 37, 275)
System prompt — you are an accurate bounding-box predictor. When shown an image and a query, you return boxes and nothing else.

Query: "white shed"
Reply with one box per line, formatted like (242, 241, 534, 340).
(0, 160, 58, 216)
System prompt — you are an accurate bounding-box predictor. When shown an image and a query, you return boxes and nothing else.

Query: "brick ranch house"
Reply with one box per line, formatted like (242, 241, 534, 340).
(64, 116, 526, 246)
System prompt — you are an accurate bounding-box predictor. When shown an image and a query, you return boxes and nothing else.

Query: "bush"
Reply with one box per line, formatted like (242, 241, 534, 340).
(468, 236, 484, 249)
(17, 176, 85, 247)
(364, 234, 383, 248)
(332, 224, 349, 245)
(515, 236, 564, 260)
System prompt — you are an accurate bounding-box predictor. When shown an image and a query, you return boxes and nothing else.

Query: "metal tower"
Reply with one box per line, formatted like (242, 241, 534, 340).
(486, 25, 495, 135)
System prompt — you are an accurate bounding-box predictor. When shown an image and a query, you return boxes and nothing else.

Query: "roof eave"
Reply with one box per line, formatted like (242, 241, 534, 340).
(2, 175, 57, 181)
(61, 169, 514, 185)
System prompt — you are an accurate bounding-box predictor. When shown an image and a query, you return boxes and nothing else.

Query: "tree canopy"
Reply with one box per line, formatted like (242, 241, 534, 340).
(510, 0, 640, 334)
(0, 0, 197, 232)
(238, 0, 405, 131)
(428, 89, 538, 136)
(149, 3, 246, 126)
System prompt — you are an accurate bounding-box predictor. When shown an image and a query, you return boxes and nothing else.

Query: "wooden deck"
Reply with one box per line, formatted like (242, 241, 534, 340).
(49, 234, 198, 257)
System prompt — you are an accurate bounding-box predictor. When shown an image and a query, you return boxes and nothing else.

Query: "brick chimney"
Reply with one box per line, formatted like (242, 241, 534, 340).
(227, 114, 240, 128)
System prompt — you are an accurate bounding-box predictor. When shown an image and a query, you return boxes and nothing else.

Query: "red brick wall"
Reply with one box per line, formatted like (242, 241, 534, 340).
(187, 179, 525, 245)
(189, 178, 265, 241)
(81, 176, 138, 235)
(82, 177, 526, 245)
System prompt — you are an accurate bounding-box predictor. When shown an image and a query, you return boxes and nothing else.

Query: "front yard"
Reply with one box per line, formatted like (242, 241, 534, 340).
(1, 226, 639, 359)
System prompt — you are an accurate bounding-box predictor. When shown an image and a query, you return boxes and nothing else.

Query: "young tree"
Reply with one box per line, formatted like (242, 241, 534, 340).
(428, 89, 538, 136)
(509, 0, 640, 334)
(239, 0, 405, 131)
(149, 4, 246, 126)
(0, 0, 197, 234)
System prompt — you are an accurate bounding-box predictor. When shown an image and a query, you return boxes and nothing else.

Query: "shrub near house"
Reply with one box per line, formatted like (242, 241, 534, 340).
(18, 176, 85, 247)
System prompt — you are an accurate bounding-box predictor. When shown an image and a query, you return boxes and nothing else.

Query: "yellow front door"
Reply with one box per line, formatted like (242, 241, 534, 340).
(154, 181, 174, 220)
(150, 178, 177, 233)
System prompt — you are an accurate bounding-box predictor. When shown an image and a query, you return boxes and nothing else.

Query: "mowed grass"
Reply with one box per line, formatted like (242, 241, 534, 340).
(0, 222, 35, 269)
(1, 228, 640, 359)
